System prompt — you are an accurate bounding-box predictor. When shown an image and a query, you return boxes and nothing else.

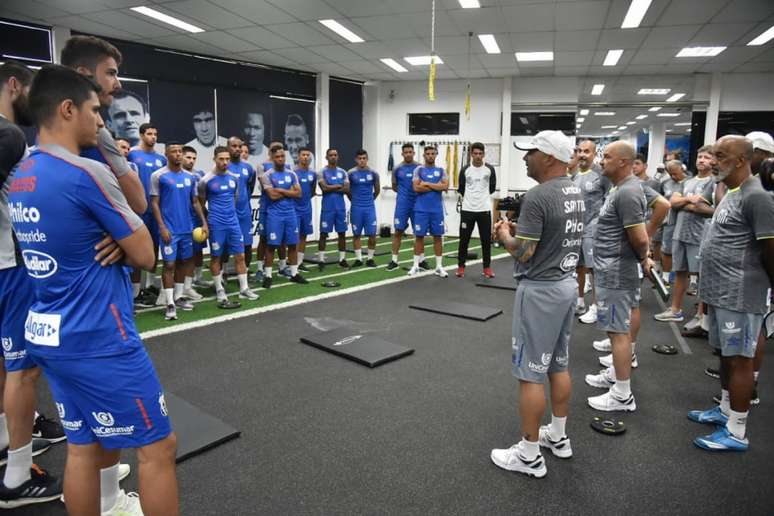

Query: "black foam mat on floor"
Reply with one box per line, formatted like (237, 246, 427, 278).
(166, 392, 240, 463)
(409, 301, 502, 321)
(300, 327, 414, 368)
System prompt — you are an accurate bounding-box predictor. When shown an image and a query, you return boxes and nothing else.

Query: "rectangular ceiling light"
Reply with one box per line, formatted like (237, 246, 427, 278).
(636, 114, 648, 119)
(648, 106, 662, 112)
(579, 109, 589, 116)
(601, 125, 618, 129)
(318, 19, 364, 43)
(637, 88, 670, 95)
(674, 122, 692, 126)
(516, 51, 554, 61)
(594, 111, 615, 116)
(626, 121, 636, 125)
(591, 83, 605, 95)
(617, 126, 627, 130)
(404, 55, 443, 66)
(130, 6, 204, 33)
(676, 46, 726, 57)
(603, 49, 624, 66)
(621, 0, 652, 29)
(577, 117, 585, 122)
(656, 113, 680, 117)
(459, 0, 481, 7)
(748, 25, 774, 46)
(478, 34, 501, 54)
(666, 93, 685, 102)
(380, 58, 408, 73)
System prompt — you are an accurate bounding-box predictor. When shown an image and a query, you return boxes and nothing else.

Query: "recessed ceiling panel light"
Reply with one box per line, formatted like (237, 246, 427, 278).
(580, 109, 589, 116)
(478, 34, 501, 54)
(638, 88, 671, 95)
(748, 25, 774, 46)
(591, 83, 605, 95)
(577, 117, 585, 122)
(404, 55, 444, 66)
(636, 114, 648, 119)
(648, 106, 662, 112)
(603, 49, 624, 66)
(459, 0, 481, 8)
(601, 125, 618, 129)
(380, 58, 407, 73)
(130, 6, 204, 33)
(621, 0, 652, 29)
(656, 113, 680, 117)
(318, 19, 364, 43)
(666, 93, 685, 102)
(515, 51, 554, 61)
(594, 111, 616, 116)
(617, 126, 627, 130)
(626, 121, 636, 125)
(676, 46, 726, 57)
(673, 122, 692, 126)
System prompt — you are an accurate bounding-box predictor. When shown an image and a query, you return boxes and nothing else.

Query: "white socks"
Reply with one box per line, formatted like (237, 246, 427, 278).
(318, 251, 325, 262)
(278, 259, 287, 270)
(419, 253, 425, 263)
(173, 283, 183, 300)
(612, 379, 631, 398)
(549, 415, 567, 440)
(0, 414, 8, 449)
(355, 249, 362, 260)
(4, 441, 32, 488)
(727, 409, 748, 439)
(237, 273, 248, 291)
(339, 251, 346, 261)
(194, 266, 203, 282)
(132, 283, 140, 298)
(164, 288, 175, 306)
(391, 254, 398, 263)
(754, 371, 759, 382)
(577, 297, 585, 308)
(183, 276, 193, 291)
(662, 271, 670, 282)
(298, 252, 304, 264)
(213, 273, 224, 294)
(435, 255, 442, 268)
(265, 267, 273, 278)
(100, 463, 120, 513)
(720, 389, 730, 415)
(367, 248, 374, 260)
(520, 439, 540, 461)
(413, 255, 420, 268)
(290, 265, 298, 276)
(255, 261, 263, 272)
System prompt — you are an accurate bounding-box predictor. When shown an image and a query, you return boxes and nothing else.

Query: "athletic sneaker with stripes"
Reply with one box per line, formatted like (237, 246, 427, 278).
(0, 464, 62, 509)
(490, 442, 547, 478)
(588, 390, 637, 412)
(538, 425, 573, 458)
(599, 352, 638, 369)
(32, 413, 66, 444)
(0, 438, 50, 467)
(585, 368, 615, 389)
(102, 489, 143, 515)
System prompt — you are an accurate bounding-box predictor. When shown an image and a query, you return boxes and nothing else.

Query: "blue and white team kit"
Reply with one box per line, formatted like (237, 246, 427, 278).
(187, 169, 207, 252)
(227, 161, 255, 247)
(257, 162, 291, 238)
(392, 162, 418, 231)
(320, 166, 348, 234)
(413, 166, 447, 237)
(260, 168, 300, 247)
(128, 147, 167, 244)
(150, 167, 197, 261)
(198, 171, 243, 257)
(9, 144, 171, 448)
(349, 168, 378, 236)
(295, 168, 318, 236)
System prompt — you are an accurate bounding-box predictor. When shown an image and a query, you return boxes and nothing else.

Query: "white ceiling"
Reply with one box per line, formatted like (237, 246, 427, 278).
(2, 0, 774, 89)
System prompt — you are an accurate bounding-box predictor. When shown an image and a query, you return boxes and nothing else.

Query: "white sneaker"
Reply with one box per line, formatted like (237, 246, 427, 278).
(588, 390, 637, 412)
(118, 463, 131, 482)
(102, 490, 143, 516)
(183, 287, 203, 301)
(579, 304, 597, 324)
(585, 368, 615, 389)
(490, 443, 547, 478)
(592, 337, 611, 352)
(216, 290, 228, 303)
(654, 308, 684, 322)
(239, 289, 259, 300)
(684, 314, 701, 331)
(599, 353, 638, 369)
(407, 266, 420, 277)
(434, 267, 448, 278)
(538, 425, 573, 459)
(583, 281, 592, 295)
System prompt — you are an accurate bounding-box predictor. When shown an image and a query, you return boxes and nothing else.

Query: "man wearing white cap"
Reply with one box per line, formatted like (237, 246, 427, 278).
(490, 131, 585, 478)
(584, 141, 652, 412)
(746, 131, 774, 175)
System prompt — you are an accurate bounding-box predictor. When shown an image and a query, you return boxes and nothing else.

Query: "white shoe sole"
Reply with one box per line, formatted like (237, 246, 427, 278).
(579, 313, 597, 324)
(538, 429, 572, 459)
(598, 355, 638, 369)
(592, 341, 611, 352)
(490, 451, 547, 478)
(588, 396, 637, 412)
(238, 292, 259, 300)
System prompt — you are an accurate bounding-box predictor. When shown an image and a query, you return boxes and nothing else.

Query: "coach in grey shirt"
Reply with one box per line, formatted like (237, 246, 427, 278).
(689, 135, 774, 452)
(584, 141, 651, 413)
(490, 131, 584, 479)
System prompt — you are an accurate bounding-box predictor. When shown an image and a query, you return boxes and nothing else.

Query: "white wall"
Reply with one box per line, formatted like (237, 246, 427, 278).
(719, 73, 774, 111)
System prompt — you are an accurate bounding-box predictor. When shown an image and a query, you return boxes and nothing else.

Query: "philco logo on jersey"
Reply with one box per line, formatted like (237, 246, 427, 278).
(333, 335, 362, 346)
(560, 252, 579, 271)
(22, 250, 58, 279)
(8, 202, 41, 223)
(25, 311, 60, 347)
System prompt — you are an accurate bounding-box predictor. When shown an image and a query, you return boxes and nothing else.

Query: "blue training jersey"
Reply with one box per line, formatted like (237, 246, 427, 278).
(348, 168, 377, 208)
(320, 167, 348, 212)
(198, 171, 238, 229)
(393, 162, 419, 206)
(259, 162, 291, 214)
(413, 166, 447, 213)
(150, 167, 196, 235)
(294, 168, 317, 214)
(260, 169, 299, 216)
(227, 161, 255, 219)
(128, 148, 166, 207)
(187, 170, 205, 226)
(9, 144, 144, 359)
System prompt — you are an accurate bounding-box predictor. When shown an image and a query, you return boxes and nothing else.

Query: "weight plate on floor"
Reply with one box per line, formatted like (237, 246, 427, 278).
(321, 281, 341, 288)
(652, 344, 678, 355)
(217, 300, 241, 310)
(590, 417, 626, 435)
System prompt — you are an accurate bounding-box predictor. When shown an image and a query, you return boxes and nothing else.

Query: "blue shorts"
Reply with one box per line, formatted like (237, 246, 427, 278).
(351, 206, 377, 237)
(35, 347, 171, 449)
(0, 266, 37, 372)
(320, 209, 347, 234)
(257, 208, 268, 238)
(209, 225, 244, 257)
(239, 214, 253, 247)
(297, 211, 313, 237)
(192, 238, 207, 254)
(142, 211, 159, 247)
(266, 212, 299, 247)
(160, 233, 193, 262)
(413, 211, 445, 237)
(393, 204, 414, 232)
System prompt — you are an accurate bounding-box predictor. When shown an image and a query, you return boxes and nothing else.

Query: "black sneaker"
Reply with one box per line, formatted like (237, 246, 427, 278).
(262, 276, 272, 289)
(32, 414, 66, 444)
(386, 261, 399, 271)
(146, 285, 160, 296)
(0, 439, 51, 467)
(290, 274, 309, 284)
(133, 294, 153, 309)
(352, 259, 363, 267)
(418, 260, 431, 271)
(365, 259, 377, 267)
(318, 263, 325, 271)
(0, 465, 63, 509)
(140, 289, 157, 306)
(299, 263, 311, 272)
(338, 259, 349, 268)
(704, 367, 720, 379)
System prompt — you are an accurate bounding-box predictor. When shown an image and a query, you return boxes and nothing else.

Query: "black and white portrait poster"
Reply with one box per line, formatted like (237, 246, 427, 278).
(217, 88, 270, 171)
(102, 79, 149, 147)
(150, 80, 221, 172)
(270, 97, 316, 168)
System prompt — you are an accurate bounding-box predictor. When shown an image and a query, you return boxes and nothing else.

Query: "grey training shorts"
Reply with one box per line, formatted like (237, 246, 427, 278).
(672, 240, 701, 274)
(596, 286, 638, 334)
(707, 305, 763, 359)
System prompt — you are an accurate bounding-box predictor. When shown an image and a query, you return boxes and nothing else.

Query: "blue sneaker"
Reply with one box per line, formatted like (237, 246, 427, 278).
(693, 426, 748, 452)
(279, 267, 293, 278)
(254, 270, 264, 283)
(687, 406, 728, 426)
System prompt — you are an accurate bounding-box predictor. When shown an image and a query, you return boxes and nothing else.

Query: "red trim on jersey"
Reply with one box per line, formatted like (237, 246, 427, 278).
(135, 398, 153, 429)
(110, 303, 127, 340)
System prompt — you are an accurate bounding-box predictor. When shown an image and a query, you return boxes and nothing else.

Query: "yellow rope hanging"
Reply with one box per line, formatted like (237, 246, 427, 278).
(464, 83, 471, 119)
(428, 0, 436, 101)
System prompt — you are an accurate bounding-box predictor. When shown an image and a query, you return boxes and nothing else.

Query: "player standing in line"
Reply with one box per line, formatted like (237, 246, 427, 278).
(348, 150, 380, 267)
(181, 145, 209, 295)
(199, 147, 258, 305)
(226, 137, 256, 273)
(409, 146, 449, 277)
(317, 148, 350, 269)
(387, 143, 422, 271)
(294, 147, 317, 272)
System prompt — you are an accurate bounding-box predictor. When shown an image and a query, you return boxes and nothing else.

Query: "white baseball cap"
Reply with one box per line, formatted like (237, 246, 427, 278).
(745, 131, 774, 154)
(515, 130, 574, 163)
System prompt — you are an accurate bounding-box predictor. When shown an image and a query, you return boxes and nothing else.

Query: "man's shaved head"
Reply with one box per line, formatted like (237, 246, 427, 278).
(716, 135, 754, 162)
(576, 139, 597, 170)
(608, 140, 635, 161)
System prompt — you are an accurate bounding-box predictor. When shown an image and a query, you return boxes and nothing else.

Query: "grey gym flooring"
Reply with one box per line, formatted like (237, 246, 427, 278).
(26, 258, 774, 515)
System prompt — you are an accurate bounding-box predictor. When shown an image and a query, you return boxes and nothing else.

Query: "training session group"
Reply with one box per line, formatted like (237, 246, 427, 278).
(0, 0, 773, 514)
